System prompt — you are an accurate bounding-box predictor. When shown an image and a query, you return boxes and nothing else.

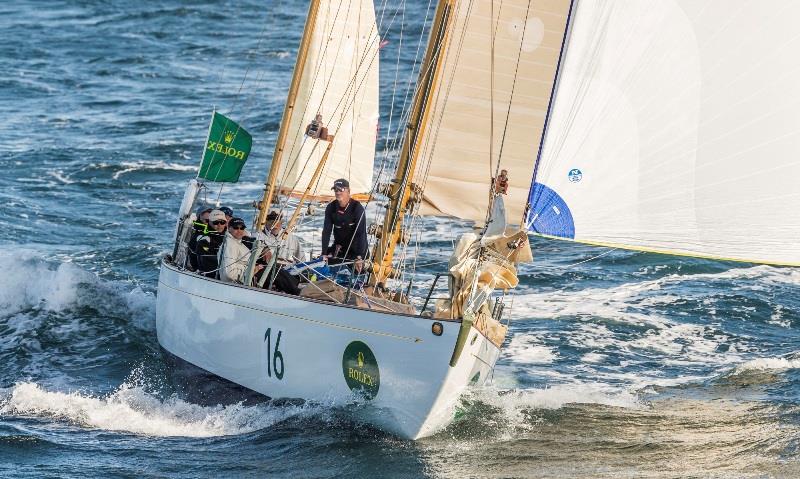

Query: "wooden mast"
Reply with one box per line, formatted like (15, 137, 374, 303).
(255, 0, 321, 233)
(369, 0, 454, 286)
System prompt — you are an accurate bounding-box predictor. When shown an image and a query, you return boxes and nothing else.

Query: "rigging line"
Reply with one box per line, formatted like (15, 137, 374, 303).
(378, 1, 460, 271)
(276, 4, 392, 197)
(369, 0, 413, 237)
(494, 0, 531, 177)
(276, 20, 382, 210)
(275, 28, 384, 229)
(379, 0, 406, 159)
(275, 6, 397, 218)
(206, 0, 281, 186)
(411, 0, 472, 202)
(383, 0, 436, 156)
(561, 247, 619, 268)
(483, 0, 509, 228)
(279, 0, 349, 181)
(394, 0, 474, 274)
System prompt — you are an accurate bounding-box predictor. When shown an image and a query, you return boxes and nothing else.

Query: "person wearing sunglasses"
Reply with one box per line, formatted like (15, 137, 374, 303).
(321, 178, 367, 274)
(219, 217, 262, 284)
(196, 209, 227, 278)
(187, 205, 213, 271)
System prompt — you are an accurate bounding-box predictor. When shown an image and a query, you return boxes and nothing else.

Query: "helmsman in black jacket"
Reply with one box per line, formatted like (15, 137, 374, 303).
(321, 178, 367, 272)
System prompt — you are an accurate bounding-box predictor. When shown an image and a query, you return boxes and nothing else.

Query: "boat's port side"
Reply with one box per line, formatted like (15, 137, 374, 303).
(156, 261, 496, 439)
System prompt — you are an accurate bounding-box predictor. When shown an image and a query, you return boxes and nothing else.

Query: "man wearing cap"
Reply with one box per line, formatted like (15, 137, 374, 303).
(321, 178, 368, 272)
(219, 206, 234, 222)
(196, 209, 227, 277)
(219, 217, 260, 283)
(187, 205, 212, 271)
(251, 211, 303, 295)
(256, 211, 305, 264)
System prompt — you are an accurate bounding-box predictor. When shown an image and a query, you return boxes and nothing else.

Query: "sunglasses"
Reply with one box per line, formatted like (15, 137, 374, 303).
(231, 225, 246, 231)
(333, 187, 347, 192)
(212, 220, 227, 226)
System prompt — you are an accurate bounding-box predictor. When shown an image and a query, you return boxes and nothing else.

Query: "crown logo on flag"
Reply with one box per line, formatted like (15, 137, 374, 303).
(224, 131, 234, 144)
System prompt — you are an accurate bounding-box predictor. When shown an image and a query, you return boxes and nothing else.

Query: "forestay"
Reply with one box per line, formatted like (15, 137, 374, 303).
(276, 0, 379, 199)
(528, 0, 800, 266)
(415, 0, 573, 224)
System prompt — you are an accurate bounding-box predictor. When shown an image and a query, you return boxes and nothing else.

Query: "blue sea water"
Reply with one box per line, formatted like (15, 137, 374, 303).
(0, 1, 798, 477)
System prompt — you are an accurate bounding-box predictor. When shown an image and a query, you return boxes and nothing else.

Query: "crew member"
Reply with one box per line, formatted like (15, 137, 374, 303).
(187, 205, 212, 271)
(219, 217, 259, 283)
(321, 178, 367, 272)
(196, 209, 226, 277)
(257, 211, 305, 264)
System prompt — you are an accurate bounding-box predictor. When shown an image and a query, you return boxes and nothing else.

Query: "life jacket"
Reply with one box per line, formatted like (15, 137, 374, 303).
(196, 230, 225, 277)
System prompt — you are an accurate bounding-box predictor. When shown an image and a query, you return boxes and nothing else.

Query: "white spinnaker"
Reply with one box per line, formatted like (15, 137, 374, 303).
(277, 0, 379, 198)
(530, 0, 800, 266)
(415, 0, 573, 224)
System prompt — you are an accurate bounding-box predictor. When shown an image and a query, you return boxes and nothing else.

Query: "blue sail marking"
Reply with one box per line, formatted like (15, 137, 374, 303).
(526, 182, 575, 239)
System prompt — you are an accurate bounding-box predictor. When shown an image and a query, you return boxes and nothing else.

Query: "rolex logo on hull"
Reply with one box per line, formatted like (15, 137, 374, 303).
(342, 341, 380, 399)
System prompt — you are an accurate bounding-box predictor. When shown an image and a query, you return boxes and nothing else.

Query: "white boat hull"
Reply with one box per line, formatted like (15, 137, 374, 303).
(155, 261, 501, 439)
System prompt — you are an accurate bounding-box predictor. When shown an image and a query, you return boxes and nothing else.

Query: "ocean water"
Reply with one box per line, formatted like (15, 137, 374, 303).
(1, 1, 799, 477)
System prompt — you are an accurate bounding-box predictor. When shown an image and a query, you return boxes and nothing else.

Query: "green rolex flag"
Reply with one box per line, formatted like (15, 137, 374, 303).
(197, 111, 253, 183)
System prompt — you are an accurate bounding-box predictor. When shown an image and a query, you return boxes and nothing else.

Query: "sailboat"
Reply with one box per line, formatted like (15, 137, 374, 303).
(157, 0, 800, 440)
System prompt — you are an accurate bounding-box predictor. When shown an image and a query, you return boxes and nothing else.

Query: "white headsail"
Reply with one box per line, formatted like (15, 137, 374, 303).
(276, 0, 379, 199)
(414, 0, 573, 224)
(527, 0, 800, 266)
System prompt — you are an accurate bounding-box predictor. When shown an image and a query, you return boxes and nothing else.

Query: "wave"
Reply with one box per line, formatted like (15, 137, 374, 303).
(731, 356, 800, 375)
(109, 160, 197, 180)
(0, 252, 155, 328)
(512, 264, 799, 324)
(473, 383, 641, 411)
(0, 382, 312, 438)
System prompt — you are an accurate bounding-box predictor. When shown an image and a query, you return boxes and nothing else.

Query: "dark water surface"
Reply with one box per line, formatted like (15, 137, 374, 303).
(1, 1, 799, 477)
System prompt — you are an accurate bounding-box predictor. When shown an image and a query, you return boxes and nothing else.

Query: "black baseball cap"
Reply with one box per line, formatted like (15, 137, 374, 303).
(196, 205, 213, 216)
(331, 178, 349, 190)
(228, 217, 247, 229)
(219, 206, 234, 217)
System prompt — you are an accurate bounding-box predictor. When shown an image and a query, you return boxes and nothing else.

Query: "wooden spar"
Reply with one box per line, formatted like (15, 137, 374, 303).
(255, 0, 321, 232)
(369, 0, 454, 286)
(283, 136, 335, 237)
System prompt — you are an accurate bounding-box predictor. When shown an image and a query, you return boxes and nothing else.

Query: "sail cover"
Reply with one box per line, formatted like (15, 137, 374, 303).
(276, 0, 379, 199)
(529, 0, 800, 266)
(415, 0, 573, 224)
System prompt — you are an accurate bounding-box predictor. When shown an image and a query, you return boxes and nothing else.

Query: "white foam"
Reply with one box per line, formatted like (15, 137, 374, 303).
(504, 333, 557, 364)
(111, 160, 197, 180)
(581, 352, 606, 363)
(466, 382, 642, 433)
(1, 382, 310, 438)
(0, 254, 90, 314)
(0, 252, 156, 330)
(732, 357, 800, 375)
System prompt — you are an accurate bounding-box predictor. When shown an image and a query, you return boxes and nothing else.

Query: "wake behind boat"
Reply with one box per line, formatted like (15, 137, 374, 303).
(157, 0, 800, 440)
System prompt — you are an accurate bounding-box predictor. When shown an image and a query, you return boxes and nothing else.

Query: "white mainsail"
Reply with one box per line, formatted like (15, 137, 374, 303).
(276, 0, 379, 199)
(528, 0, 800, 266)
(415, 0, 573, 224)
